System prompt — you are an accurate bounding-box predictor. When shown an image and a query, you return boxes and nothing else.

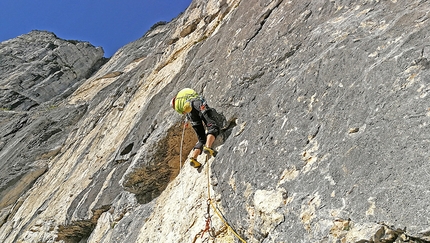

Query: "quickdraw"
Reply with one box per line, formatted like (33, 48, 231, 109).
(201, 200, 213, 238)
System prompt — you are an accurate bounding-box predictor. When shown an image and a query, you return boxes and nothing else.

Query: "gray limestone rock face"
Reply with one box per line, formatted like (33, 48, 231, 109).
(0, 30, 105, 225)
(0, 30, 106, 111)
(200, 0, 430, 242)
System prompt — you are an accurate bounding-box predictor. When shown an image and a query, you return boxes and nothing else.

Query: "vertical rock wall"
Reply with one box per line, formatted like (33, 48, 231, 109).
(0, 31, 105, 240)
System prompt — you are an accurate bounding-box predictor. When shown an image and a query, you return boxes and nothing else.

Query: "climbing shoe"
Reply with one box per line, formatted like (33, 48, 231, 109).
(203, 146, 217, 157)
(189, 157, 201, 168)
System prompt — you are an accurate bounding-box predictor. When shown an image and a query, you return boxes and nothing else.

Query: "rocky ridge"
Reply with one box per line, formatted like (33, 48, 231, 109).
(0, 0, 429, 242)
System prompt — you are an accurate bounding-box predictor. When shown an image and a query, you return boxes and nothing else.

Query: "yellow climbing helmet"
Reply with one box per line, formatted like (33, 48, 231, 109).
(171, 88, 199, 114)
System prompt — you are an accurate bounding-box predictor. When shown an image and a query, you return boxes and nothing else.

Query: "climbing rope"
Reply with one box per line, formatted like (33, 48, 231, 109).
(204, 155, 247, 243)
(201, 199, 212, 238)
(179, 117, 246, 242)
(179, 119, 186, 168)
(179, 118, 187, 200)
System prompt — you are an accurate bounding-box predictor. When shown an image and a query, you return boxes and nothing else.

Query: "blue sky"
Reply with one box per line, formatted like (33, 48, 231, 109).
(0, 0, 192, 57)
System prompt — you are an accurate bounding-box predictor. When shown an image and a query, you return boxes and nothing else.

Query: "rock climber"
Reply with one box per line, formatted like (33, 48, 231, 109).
(171, 88, 219, 168)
